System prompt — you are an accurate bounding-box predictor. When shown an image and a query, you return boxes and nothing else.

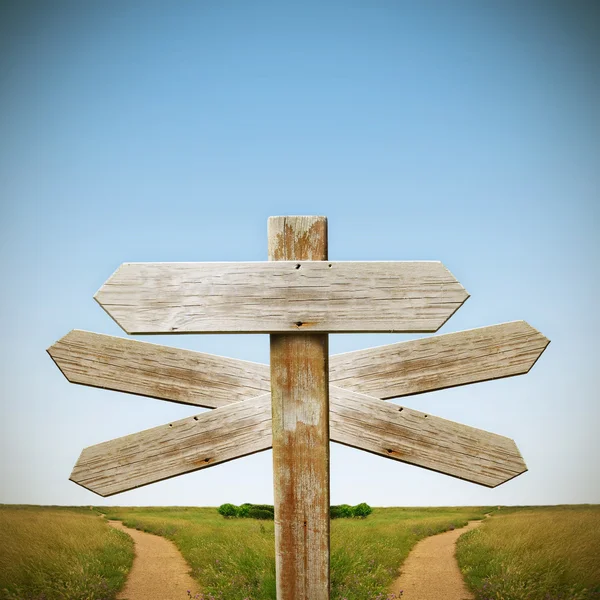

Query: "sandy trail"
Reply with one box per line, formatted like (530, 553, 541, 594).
(389, 520, 483, 600)
(108, 520, 200, 600)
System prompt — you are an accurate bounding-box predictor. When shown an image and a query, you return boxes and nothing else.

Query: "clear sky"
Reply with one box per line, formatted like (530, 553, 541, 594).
(1, 1, 598, 508)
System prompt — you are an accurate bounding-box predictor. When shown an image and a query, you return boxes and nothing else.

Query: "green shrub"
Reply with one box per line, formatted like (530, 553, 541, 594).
(330, 504, 354, 519)
(330, 503, 372, 518)
(249, 504, 275, 513)
(217, 502, 373, 521)
(352, 503, 373, 518)
(217, 503, 275, 519)
(248, 508, 275, 520)
(217, 503, 239, 518)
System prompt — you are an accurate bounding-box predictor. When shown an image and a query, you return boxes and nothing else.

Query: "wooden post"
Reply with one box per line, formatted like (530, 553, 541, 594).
(268, 216, 330, 600)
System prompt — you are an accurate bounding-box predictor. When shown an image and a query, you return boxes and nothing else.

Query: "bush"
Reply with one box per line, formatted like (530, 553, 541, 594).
(217, 502, 373, 520)
(217, 503, 275, 519)
(352, 503, 373, 518)
(249, 504, 275, 513)
(330, 503, 373, 518)
(247, 508, 275, 520)
(330, 504, 354, 519)
(217, 503, 239, 518)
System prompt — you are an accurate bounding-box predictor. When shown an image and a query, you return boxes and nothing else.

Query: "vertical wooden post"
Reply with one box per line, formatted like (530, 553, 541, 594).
(268, 216, 330, 600)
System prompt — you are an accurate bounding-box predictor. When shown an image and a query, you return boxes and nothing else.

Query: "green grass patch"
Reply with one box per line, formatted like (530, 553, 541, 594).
(0, 505, 134, 600)
(101, 505, 489, 600)
(457, 505, 600, 600)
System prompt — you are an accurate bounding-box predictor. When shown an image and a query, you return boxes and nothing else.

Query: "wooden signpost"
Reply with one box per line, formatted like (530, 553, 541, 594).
(48, 215, 549, 600)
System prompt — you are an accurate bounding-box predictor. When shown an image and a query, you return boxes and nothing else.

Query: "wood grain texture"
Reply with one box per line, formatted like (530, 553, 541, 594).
(69, 384, 526, 497)
(269, 216, 330, 600)
(47, 329, 270, 408)
(329, 386, 526, 488)
(48, 322, 549, 409)
(70, 394, 273, 497)
(330, 321, 550, 400)
(94, 260, 468, 334)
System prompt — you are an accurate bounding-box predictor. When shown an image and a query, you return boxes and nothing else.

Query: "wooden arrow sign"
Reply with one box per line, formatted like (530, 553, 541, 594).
(330, 320, 550, 399)
(49, 321, 548, 495)
(70, 394, 273, 497)
(48, 321, 549, 407)
(70, 387, 526, 496)
(49, 214, 550, 600)
(48, 329, 270, 408)
(94, 261, 469, 334)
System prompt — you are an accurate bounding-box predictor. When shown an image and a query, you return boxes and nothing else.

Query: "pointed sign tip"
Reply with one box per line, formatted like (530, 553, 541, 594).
(93, 292, 134, 335)
(47, 329, 81, 352)
(518, 321, 551, 373)
(489, 464, 528, 489)
(489, 437, 528, 488)
(69, 473, 109, 498)
(523, 320, 551, 346)
(431, 289, 470, 332)
(71, 446, 117, 498)
(46, 334, 76, 383)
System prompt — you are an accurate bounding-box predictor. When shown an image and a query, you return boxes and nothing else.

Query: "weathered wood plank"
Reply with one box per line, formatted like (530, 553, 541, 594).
(49, 321, 549, 408)
(268, 216, 330, 600)
(329, 386, 526, 488)
(94, 260, 468, 334)
(47, 329, 270, 408)
(70, 385, 526, 497)
(330, 321, 550, 399)
(70, 394, 273, 497)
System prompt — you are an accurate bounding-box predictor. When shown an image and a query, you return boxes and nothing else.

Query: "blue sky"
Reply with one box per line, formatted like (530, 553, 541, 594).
(1, 0, 598, 507)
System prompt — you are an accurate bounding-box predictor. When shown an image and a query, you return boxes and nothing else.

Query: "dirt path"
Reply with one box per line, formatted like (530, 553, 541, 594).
(389, 520, 483, 600)
(108, 520, 200, 600)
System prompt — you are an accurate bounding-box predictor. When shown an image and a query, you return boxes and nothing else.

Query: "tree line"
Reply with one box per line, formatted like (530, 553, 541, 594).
(217, 502, 373, 520)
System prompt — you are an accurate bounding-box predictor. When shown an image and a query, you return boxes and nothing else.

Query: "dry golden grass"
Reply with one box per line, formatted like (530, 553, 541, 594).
(457, 505, 600, 600)
(0, 506, 133, 600)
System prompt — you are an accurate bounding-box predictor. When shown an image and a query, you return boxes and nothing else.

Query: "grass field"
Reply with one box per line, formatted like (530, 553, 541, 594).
(100, 505, 489, 600)
(456, 505, 600, 600)
(0, 505, 134, 600)
(3, 504, 598, 600)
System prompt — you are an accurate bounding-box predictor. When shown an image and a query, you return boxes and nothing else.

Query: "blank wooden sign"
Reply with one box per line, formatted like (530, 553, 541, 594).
(49, 321, 548, 408)
(49, 321, 548, 496)
(95, 261, 469, 334)
(69, 388, 527, 497)
(48, 214, 551, 600)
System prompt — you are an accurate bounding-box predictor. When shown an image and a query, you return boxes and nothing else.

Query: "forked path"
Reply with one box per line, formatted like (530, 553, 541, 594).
(108, 520, 199, 600)
(389, 520, 483, 600)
